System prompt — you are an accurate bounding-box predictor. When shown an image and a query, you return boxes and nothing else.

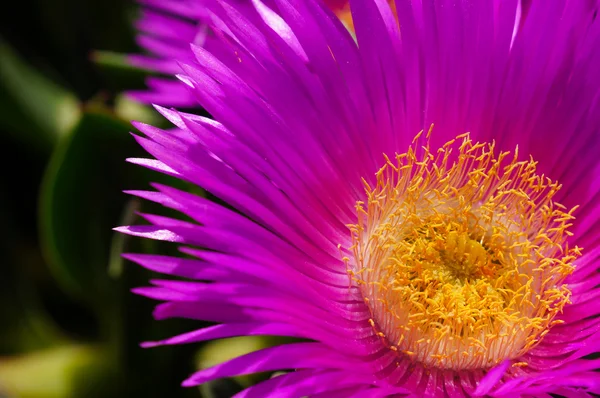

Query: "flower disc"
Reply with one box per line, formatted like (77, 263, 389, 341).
(349, 133, 580, 370)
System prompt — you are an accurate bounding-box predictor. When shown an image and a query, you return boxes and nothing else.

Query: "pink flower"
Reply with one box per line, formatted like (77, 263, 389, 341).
(119, 0, 600, 396)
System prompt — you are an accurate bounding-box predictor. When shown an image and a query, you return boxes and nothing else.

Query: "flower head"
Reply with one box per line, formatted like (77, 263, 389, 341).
(118, 0, 600, 396)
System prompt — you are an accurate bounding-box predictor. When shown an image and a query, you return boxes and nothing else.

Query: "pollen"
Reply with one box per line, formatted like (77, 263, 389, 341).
(347, 131, 580, 370)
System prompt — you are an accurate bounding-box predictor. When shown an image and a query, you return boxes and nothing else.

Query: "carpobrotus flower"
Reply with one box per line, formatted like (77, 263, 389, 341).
(118, 0, 600, 396)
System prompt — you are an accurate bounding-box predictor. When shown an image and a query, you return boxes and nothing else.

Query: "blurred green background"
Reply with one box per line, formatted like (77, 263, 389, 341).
(0, 1, 271, 397)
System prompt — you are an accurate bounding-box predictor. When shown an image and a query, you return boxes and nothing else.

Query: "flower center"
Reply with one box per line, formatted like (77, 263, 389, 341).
(347, 132, 580, 370)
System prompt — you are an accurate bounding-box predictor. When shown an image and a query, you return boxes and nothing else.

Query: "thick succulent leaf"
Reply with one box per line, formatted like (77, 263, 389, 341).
(39, 109, 138, 301)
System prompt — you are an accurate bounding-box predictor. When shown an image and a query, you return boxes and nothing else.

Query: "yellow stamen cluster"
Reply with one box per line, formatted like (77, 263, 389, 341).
(347, 132, 580, 370)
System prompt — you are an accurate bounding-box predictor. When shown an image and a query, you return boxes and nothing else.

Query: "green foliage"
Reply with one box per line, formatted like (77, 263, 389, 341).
(0, 2, 281, 397)
(39, 109, 132, 300)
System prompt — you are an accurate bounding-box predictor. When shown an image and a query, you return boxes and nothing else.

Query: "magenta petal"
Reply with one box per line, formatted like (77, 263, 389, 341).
(233, 369, 375, 398)
(181, 343, 368, 386)
(473, 360, 510, 396)
(141, 322, 302, 348)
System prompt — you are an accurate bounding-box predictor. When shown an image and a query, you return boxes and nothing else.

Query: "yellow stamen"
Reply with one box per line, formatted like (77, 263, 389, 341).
(347, 131, 580, 370)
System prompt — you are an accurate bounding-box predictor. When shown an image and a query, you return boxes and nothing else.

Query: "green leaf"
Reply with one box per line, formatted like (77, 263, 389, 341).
(39, 108, 139, 303)
(107, 198, 142, 280)
(0, 37, 80, 151)
(91, 51, 149, 93)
